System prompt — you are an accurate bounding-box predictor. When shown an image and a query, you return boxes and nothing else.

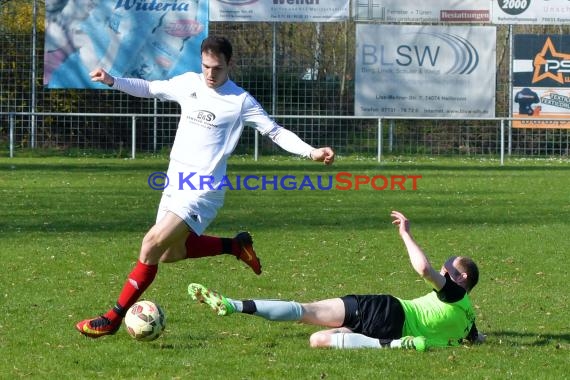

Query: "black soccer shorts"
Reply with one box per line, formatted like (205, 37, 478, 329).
(341, 294, 405, 339)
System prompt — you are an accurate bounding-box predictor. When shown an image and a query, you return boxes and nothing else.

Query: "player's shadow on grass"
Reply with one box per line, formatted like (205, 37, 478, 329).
(489, 330, 570, 346)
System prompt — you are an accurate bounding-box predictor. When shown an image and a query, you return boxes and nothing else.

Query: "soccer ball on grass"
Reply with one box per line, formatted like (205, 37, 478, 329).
(124, 300, 166, 341)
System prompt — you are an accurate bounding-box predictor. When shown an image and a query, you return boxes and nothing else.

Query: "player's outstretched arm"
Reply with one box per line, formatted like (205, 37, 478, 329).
(90, 68, 153, 98)
(263, 124, 334, 164)
(391, 210, 445, 290)
(310, 147, 335, 165)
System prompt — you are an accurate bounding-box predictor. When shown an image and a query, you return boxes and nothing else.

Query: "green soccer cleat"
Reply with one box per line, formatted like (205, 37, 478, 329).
(188, 283, 235, 316)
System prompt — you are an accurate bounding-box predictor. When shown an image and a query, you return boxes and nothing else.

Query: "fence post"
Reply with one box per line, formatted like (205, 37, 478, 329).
(153, 121, 157, 153)
(377, 118, 383, 163)
(131, 116, 136, 159)
(500, 119, 504, 166)
(31, 0, 38, 149)
(153, 98, 158, 153)
(254, 130, 259, 161)
(9, 113, 14, 158)
(508, 121, 512, 156)
(389, 119, 394, 153)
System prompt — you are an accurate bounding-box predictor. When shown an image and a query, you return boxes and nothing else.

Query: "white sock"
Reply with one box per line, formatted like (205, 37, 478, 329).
(229, 299, 303, 321)
(330, 333, 382, 349)
(252, 300, 303, 321)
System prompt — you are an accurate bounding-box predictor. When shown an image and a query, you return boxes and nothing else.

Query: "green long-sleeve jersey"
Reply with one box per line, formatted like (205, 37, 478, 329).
(397, 274, 476, 348)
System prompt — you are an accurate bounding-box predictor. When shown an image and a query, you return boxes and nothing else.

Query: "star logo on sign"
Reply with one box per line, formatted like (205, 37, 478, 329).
(532, 37, 570, 84)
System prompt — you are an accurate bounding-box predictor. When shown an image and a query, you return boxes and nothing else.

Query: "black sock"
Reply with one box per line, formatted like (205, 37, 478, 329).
(221, 238, 233, 254)
(113, 303, 126, 317)
(241, 300, 257, 314)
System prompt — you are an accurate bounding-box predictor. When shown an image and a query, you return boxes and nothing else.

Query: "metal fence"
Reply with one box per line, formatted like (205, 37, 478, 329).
(11, 112, 554, 165)
(1, 2, 570, 159)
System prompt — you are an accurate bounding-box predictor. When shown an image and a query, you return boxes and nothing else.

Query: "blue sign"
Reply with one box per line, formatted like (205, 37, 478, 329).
(44, 0, 209, 89)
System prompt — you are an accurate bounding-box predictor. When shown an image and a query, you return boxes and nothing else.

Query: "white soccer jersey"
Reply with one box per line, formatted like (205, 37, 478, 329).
(114, 72, 313, 186)
(113, 72, 315, 234)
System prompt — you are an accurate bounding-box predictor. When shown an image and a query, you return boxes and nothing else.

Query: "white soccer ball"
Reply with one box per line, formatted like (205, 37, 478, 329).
(124, 300, 166, 341)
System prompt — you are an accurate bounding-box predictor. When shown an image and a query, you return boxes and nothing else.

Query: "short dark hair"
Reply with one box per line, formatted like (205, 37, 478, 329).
(200, 36, 233, 64)
(457, 256, 479, 292)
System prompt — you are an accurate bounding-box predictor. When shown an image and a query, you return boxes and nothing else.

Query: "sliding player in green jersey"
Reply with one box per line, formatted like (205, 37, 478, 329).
(189, 211, 484, 351)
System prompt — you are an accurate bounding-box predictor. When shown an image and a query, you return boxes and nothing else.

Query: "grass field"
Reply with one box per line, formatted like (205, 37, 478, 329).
(1, 155, 569, 379)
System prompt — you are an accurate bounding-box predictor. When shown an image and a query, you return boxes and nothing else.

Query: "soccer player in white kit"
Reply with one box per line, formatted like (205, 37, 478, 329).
(76, 36, 335, 338)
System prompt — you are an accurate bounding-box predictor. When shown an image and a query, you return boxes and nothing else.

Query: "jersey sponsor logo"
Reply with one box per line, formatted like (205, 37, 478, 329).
(186, 110, 218, 129)
(193, 110, 216, 122)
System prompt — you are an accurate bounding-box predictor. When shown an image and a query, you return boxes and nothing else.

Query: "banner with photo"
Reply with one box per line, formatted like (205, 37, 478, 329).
(492, 0, 570, 25)
(512, 34, 570, 128)
(209, 0, 349, 22)
(354, 0, 490, 23)
(44, 0, 209, 89)
(355, 24, 496, 118)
